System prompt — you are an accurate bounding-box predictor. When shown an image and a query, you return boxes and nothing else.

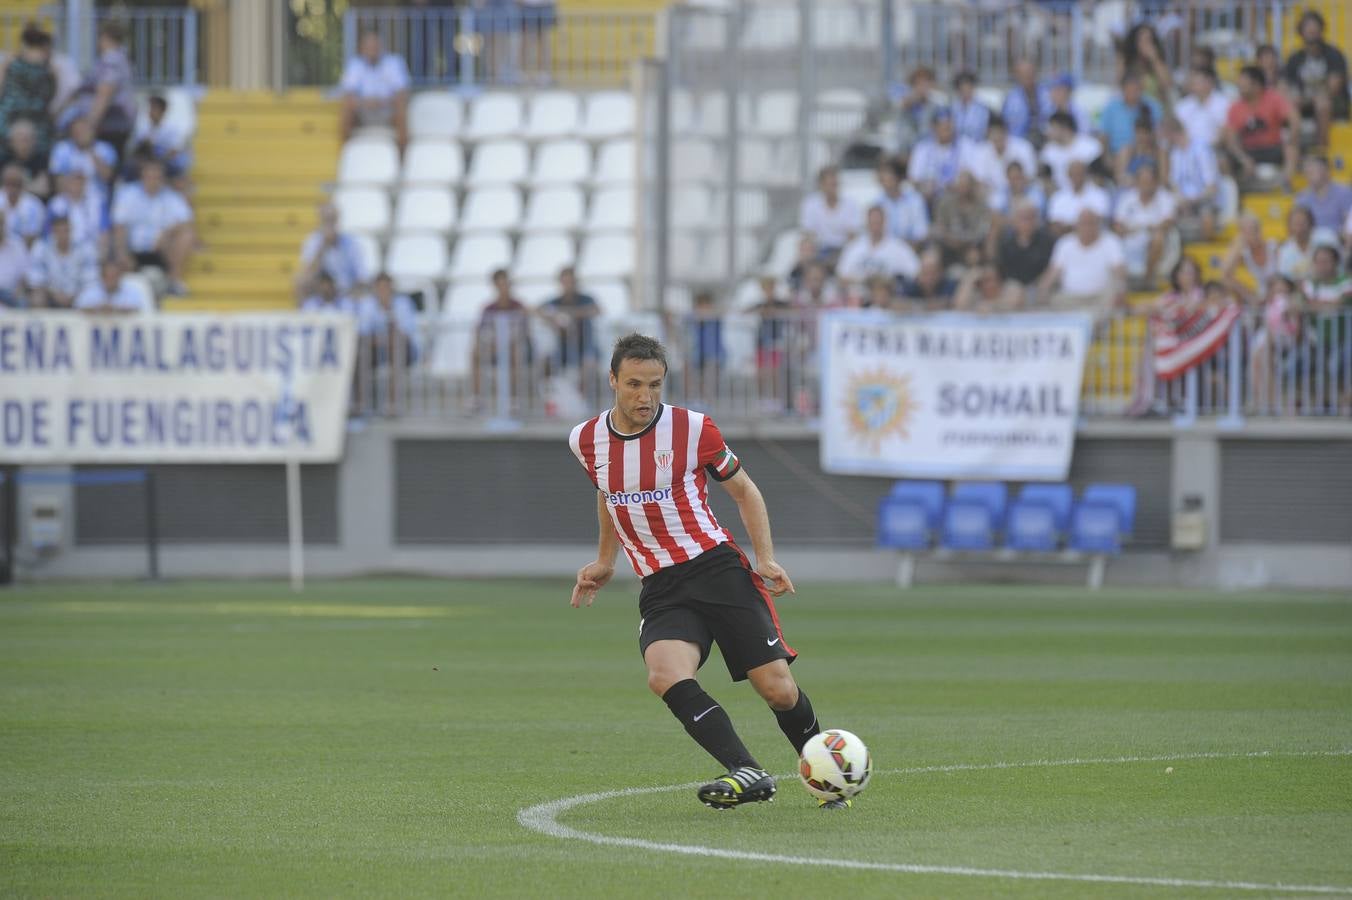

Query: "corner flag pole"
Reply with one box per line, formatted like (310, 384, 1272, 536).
(286, 458, 304, 592)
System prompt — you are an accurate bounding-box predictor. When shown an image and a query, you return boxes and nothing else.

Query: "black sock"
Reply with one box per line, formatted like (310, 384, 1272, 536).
(773, 687, 820, 754)
(662, 679, 759, 771)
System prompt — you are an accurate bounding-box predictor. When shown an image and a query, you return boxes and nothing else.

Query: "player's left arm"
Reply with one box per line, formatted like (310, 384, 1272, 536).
(719, 469, 795, 598)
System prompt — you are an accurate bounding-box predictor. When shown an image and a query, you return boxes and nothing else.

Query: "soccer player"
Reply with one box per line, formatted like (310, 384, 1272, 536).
(568, 334, 845, 810)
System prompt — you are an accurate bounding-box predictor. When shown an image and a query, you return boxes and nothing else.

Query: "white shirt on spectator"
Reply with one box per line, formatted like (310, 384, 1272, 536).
(0, 234, 28, 293)
(836, 233, 921, 282)
(0, 190, 46, 243)
(112, 183, 193, 253)
(799, 192, 862, 251)
(1115, 188, 1177, 232)
(907, 136, 978, 191)
(131, 117, 190, 156)
(874, 186, 930, 244)
(26, 239, 98, 297)
(966, 135, 1038, 193)
(48, 192, 105, 248)
(1051, 231, 1125, 295)
(1174, 92, 1231, 148)
(1048, 183, 1111, 226)
(1040, 133, 1103, 191)
(301, 295, 360, 316)
(1276, 229, 1339, 281)
(48, 139, 117, 189)
(358, 293, 422, 356)
(339, 54, 411, 100)
(1167, 138, 1219, 201)
(75, 278, 152, 312)
(299, 231, 371, 294)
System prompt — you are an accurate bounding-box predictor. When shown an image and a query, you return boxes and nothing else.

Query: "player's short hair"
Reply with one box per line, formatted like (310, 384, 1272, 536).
(610, 333, 668, 376)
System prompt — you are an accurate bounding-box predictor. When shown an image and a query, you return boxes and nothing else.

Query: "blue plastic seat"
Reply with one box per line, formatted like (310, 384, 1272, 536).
(941, 500, 995, 551)
(1006, 502, 1059, 551)
(1069, 501, 1124, 554)
(1080, 484, 1136, 537)
(887, 481, 945, 529)
(1015, 483, 1074, 532)
(877, 481, 945, 550)
(950, 482, 1008, 529)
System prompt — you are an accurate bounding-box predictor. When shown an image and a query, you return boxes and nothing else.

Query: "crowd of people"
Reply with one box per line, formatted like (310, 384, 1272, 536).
(0, 21, 196, 312)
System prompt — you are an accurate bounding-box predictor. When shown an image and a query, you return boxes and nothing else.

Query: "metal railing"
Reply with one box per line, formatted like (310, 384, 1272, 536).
(348, 310, 1352, 424)
(323, 6, 655, 89)
(0, 7, 199, 88)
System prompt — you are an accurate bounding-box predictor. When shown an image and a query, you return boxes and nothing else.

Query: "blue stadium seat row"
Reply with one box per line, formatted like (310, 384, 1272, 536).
(878, 481, 1137, 555)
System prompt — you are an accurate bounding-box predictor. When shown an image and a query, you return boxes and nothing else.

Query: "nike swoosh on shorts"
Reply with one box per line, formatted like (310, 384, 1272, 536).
(766, 637, 780, 646)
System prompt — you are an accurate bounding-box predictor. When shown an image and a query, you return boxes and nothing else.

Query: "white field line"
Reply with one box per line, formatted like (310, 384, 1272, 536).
(517, 748, 1352, 895)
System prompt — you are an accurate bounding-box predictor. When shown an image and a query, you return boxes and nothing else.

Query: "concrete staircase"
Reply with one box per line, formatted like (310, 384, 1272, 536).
(169, 89, 338, 313)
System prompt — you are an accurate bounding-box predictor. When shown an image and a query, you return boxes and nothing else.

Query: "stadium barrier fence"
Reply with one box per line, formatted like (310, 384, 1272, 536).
(348, 309, 1352, 425)
(0, 7, 198, 89)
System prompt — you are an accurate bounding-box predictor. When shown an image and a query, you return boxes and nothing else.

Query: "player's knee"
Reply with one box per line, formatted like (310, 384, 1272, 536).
(647, 669, 681, 697)
(756, 673, 798, 710)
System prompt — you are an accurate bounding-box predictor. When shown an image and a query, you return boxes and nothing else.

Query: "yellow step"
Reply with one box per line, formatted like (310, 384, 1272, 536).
(196, 182, 327, 206)
(199, 205, 317, 230)
(163, 295, 297, 314)
(196, 159, 338, 179)
(196, 116, 336, 140)
(196, 138, 339, 161)
(198, 231, 311, 254)
(187, 271, 296, 293)
(191, 255, 299, 278)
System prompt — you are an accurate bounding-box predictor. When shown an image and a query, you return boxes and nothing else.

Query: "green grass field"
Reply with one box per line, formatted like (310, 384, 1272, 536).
(2, 578, 1350, 898)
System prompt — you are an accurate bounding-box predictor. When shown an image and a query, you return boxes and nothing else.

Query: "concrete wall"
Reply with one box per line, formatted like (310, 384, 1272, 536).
(11, 420, 1352, 590)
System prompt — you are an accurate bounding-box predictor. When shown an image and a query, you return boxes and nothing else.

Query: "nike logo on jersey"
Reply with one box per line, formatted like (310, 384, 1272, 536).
(766, 637, 780, 646)
(692, 705, 719, 722)
(594, 462, 608, 470)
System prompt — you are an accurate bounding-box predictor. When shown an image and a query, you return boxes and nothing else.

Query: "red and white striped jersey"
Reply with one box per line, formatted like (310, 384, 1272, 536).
(568, 403, 742, 577)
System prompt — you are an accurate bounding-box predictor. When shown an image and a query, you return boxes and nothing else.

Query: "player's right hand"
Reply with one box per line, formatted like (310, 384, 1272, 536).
(571, 561, 614, 608)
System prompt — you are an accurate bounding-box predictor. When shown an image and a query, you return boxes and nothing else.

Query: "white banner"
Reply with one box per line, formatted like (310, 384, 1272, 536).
(0, 313, 358, 463)
(820, 311, 1092, 481)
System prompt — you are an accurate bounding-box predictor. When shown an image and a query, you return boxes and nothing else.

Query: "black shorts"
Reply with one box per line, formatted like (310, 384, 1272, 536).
(134, 251, 167, 270)
(637, 542, 797, 682)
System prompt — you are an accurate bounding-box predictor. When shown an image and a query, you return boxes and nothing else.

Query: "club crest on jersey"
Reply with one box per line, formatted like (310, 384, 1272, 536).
(654, 449, 674, 470)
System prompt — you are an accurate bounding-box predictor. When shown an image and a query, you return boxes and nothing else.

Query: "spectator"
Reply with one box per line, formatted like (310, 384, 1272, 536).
(836, 204, 921, 295)
(0, 210, 27, 307)
(955, 262, 1021, 312)
(111, 158, 196, 296)
(989, 161, 1047, 223)
(1162, 115, 1220, 239)
(1304, 244, 1352, 308)
(1115, 117, 1165, 186)
(1255, 44, 1286, 98)
(748, 275, 796, 387)
(1114, 163, 1179, 288)
(950, 71, 990, 142)
(798, 165, 862, 262)
(0, 24, 55, 156)
(0, 162, 45, 245)
(48, 170, 104, 252)
(1099, 73, 1163, 157)
(25, 214, 95, 308)
(0, 118, 49, 196)
(1174, 67, 1230, 149)
(473, 269, 533, 401)
(1042, 73, 1088, 133)
(299, 271, 357, 315)
(894, 66, 941, 154)
(298, 202, 370, 296)
(1040, 209, 1126, 320)
(1284, 10, 1349, 148)
(907, 110, 974, 202)
(48, 117, 115, 201)
(968, 116, 1037, 195)
(1277, 205, 1338, 281)
(1295, 155, 1352, 234)
(1002, 60, 1047, 144)
(61, 22, 137, 154)
(900, 249, 957, 310)
(129, 94, 192, 188)
(1249, 273, 1305, 411)
(865, 274, 902, 311)
(786, 233, 818, 291)
(996, 198, 1055, 295)
(519, 0, 559, 87)
(1118, 22, 1174, 107)
(339, 29, 411, 152)
(686, 289, 724, 401)
(1221, 213, 1279, 305)
(791, 260, 842, 308)
(1040, 111, 1103, 192)
(75, 257, 149, 314)
(1222, 65, 1299, 186)
(932, 169, 992, 267)
(357, 272, 420, 410)
(874, 156, 929, 246)
(539, 265, 600, 375)
(1048, 159, 1110, 235)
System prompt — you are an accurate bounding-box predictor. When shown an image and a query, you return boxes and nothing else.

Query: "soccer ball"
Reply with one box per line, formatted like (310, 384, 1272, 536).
(799, 728, 872, 801)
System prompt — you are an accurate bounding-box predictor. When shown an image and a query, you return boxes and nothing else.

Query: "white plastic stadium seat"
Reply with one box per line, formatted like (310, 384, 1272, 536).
(403, 140, 465, 186)
(764, 228, 800, 274)
(579, 91, 635, 140)
(513, 233, 576, 281)
(673, 139, 720, 182)
(817, 87, 869, 133)
(738, 139, 775, 185)
(121, 273, 155, 312)
(752, 90, 798, 136)
(352, 233, 383, 277)
(409, 92, 464, 139)
(448, 233, 514, 282)
(672, 184, 715, 228)
(721, 189, 769, 229)
(466, 92, 524, 141)
(466, 138, 530, 186)
(332, 186, 391, 234)
(385, 233, 448, 285)
(586, 187, 636, 232)
(696, 93, 728, 137)
(428, 305, 478, 378)
(523, 185, 586, 232)
(529, 139, 592, 186)
(587, 280, 630, 316)
(514, 278, 558, 306)
(577, 233, 635, 281)
(394, 187, 457, 234)
(670, 91, 697, 133)
(458, 187, 523, 232)
(523, 91, 581, 140)
(839, 169, 878, 214)
(338, 137, 399, 187)
(741, 6, 797, 49)
(668, 232, 701, 279)
(592, 139, 635, 185)
(442, 282, 491, 316)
